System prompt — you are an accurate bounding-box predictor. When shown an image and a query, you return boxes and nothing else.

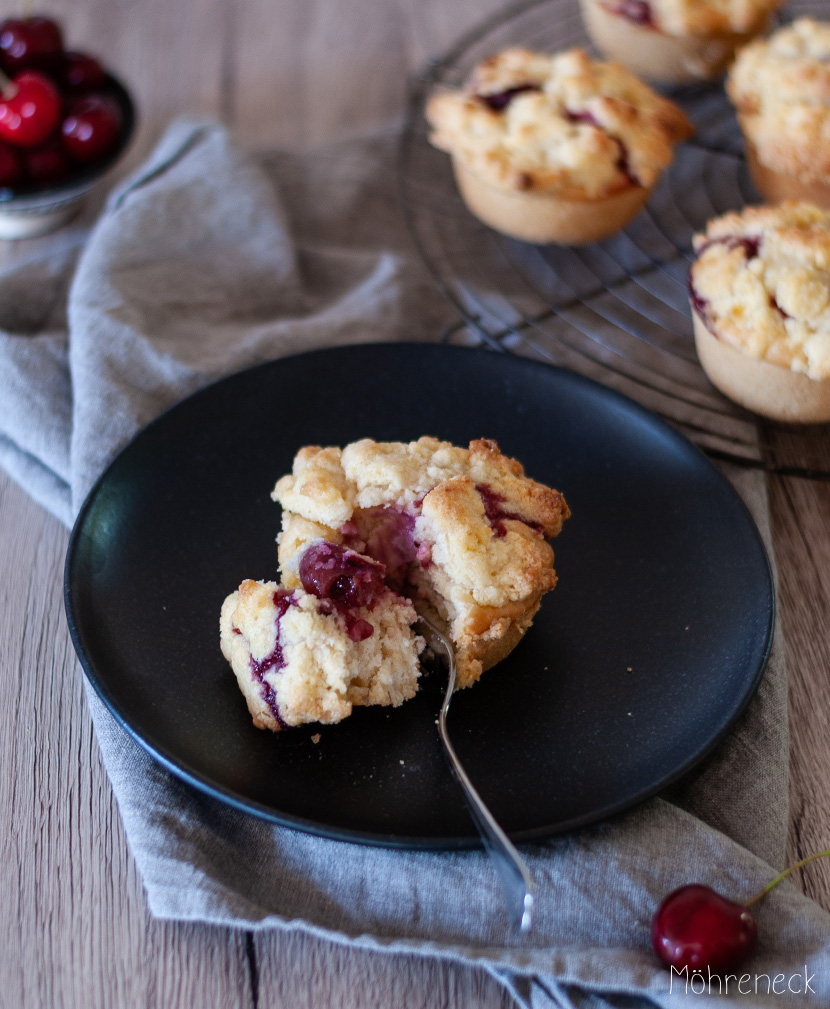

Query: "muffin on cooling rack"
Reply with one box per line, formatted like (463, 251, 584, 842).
(689, 201, 830, 422)
(425, 48, 692, 245)
(273, 437, 570, 694)
(581, 0, 781, 85)
(727, 19, 830, 208)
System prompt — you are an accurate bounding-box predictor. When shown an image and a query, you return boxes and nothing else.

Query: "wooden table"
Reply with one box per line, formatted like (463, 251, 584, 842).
(2, 1, 830, 1005)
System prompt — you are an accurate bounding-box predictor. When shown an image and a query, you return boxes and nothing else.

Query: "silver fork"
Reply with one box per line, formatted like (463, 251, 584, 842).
(417, 614, 535, 933)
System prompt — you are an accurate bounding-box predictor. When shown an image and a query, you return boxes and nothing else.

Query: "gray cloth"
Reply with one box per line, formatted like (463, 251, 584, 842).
(1, 119, 828, 1008)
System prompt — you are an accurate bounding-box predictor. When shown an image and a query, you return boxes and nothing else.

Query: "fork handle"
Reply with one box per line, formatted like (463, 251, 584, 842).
(439, 720, 535, 932)
(426, 618, 534, 933)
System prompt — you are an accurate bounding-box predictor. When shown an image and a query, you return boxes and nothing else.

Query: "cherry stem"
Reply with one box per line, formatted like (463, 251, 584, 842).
(745, 849, 830, 909)
(0, 68, 13, 95)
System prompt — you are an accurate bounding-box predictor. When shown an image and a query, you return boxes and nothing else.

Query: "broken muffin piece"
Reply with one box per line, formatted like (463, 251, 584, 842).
(220, 561, 424, 731)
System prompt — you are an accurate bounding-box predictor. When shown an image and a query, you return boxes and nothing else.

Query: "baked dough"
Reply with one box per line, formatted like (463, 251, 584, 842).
(426, 47, 691, 243)
(728, 20, 830, 202)
(689, 201, 830, 421)
(274, 437, 570, 690)
(221, 578, 423, 731)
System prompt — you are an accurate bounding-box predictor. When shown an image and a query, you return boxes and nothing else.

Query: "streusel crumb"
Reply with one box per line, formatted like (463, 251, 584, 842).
(274, 437, 569, 689)
(691, 201, 830, 379)
(426, 47, 691, 198)
(728, 20, 830, 184)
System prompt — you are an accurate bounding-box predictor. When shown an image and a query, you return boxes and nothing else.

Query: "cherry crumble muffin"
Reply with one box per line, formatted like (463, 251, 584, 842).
(727, 20, 830, 209)
(426, 47, 692, 245)
(689, 201, 830, 422)
(220, 437, 570, 731)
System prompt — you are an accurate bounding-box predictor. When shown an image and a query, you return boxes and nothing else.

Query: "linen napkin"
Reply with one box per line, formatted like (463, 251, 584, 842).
(1, 119, 828, 1009)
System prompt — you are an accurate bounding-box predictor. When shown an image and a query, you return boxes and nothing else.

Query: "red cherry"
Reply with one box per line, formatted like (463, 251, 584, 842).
(62, 52, 107, 90)
(61, 93, 122, 162)
(0, 71, 62, 148)
(652, 884, 757, 974)
(610, 0, 656, 28)
(0, 139, 21, 187)
(24, 136, 71, 186)
(0, 17, 63, 75)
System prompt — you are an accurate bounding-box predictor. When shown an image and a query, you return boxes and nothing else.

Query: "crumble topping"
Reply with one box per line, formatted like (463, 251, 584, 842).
(275, 437, 567, 609)
(690, 202, 830, 379)
(425, 48, 692, 199)
(727, 20, 830, 184)
(274, 437, 570, 689)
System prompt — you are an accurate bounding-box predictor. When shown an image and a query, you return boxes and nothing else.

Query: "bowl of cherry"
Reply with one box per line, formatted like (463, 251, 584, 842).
(0, 14, 135, 238)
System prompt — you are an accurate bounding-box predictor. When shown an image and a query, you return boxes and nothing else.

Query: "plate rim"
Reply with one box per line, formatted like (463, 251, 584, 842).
(64, 341, 776, 849)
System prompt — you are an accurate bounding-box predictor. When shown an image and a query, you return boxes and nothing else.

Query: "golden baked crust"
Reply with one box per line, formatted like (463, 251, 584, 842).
(272, 445, 355, 526)
(274, 437, 570, 689)
(426, 47, 692, 199)
(450, 158, 653, 244)
(690, 201, 830, 381)
(727, 20, 830, 184)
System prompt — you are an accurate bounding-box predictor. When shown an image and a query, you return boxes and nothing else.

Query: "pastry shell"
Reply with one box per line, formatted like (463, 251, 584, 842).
(452, 157, 652, 245)
(692, 307, 830, 423)
(580, 0, 765, 85)
(744, 136, 830, 210)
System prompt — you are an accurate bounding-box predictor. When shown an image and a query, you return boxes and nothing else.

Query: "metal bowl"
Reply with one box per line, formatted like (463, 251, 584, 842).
(0, 73, 136, 239)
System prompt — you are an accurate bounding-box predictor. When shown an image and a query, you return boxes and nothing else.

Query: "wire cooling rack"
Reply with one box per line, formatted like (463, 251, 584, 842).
(398, 0, 830, 478)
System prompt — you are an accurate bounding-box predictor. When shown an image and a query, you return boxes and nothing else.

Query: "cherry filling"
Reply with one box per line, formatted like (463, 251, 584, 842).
(299, 541, 386, 609)
(476, 483, 545, 538)
(602, 0, 656, 28)
(695, 235, 761, 260)
(249, 590, 295, 728)
(689, 235, 763, 332)
(688, 274, 713, 328)
(477, 84, 541, 111)
(614, 144, 638, 188)
(564, 108, 639, 187)
(345, 616, 374, 642)
(299, 541, 387, 642)
(564, 108, 598, 128)
(315, 598, 375, 642)
(416, 541, 433, 567)
(343, 506, 418, 589)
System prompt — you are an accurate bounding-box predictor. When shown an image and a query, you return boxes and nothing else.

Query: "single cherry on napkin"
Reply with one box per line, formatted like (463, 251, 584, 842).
(652, 849, 830, 974)
(652, 884, 756, 973)
(0, 69, 61, 147)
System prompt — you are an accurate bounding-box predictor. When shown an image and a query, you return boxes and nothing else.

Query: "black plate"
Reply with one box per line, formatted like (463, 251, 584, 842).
(64, 344, 774, 847)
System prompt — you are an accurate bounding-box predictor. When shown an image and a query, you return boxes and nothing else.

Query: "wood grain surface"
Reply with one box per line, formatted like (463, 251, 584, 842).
(1, 1, 829, 1006)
